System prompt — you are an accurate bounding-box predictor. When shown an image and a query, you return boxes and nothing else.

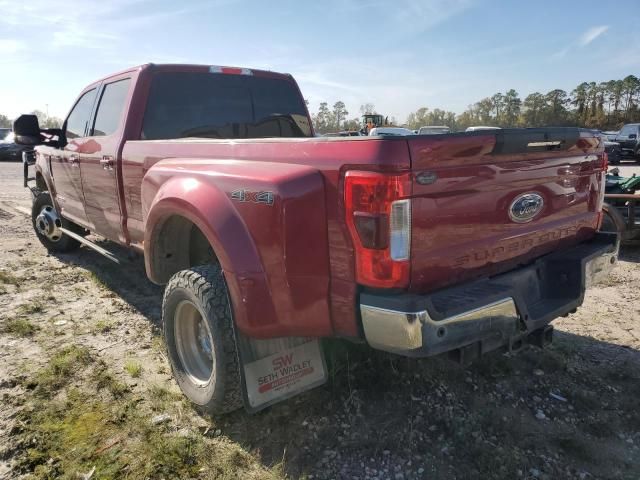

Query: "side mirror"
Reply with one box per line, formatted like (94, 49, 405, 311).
(12, 114, 63, 147)
(13, 114, 42, 145)
(629, 133, 637, 139)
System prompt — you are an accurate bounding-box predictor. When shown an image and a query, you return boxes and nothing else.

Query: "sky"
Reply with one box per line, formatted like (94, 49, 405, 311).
(0, 0, 638, 122)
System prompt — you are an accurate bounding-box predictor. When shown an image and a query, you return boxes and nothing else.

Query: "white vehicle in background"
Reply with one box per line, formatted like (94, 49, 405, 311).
(465, 126, 501, 132)
(418, 125, 450, 135)
(369, 127, 415, 136)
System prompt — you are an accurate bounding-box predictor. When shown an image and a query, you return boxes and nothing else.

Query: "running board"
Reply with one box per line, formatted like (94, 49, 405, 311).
(59, 227, 121, 264)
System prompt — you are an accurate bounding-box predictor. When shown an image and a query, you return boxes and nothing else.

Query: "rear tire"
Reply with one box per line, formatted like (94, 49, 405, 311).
(31, 192, 81, 253)
(162, 265, 243, 415)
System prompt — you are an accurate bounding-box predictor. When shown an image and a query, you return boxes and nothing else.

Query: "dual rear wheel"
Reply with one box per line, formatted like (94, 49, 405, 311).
(162, 265, 244, 414)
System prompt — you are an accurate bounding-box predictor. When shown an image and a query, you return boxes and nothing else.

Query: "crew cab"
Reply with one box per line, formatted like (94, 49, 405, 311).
(15, 64, 618, 414)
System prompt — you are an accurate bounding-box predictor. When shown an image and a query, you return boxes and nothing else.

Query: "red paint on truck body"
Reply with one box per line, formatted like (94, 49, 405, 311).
(33, 64, 606, 341)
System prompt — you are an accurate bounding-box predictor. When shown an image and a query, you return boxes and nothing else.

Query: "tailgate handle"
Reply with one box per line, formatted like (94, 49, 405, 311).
(100, 156, 114, 171)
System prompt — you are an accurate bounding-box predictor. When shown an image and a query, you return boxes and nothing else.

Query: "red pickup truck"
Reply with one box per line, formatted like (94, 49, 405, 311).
(16, 64, 618, 414)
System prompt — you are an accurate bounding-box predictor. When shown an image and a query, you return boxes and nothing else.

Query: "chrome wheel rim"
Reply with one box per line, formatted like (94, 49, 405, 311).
(35, 205, 62, 242)
(174, 300, 215, 386)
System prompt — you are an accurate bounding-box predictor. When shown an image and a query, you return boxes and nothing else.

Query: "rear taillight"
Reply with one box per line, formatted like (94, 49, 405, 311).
(344, 171, 411, 288)
(602, 152, 608, 171)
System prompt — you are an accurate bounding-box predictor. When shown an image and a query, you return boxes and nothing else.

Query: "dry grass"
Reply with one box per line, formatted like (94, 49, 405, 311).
(14, 346, 286, 480)
(0, 269, 20, 285)
(2, 317, 39, 337)
(18, 300, 45, 315)
(124, 359, 143, 378)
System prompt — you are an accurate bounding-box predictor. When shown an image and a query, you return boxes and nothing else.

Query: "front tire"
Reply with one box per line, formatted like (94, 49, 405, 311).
(162, 265, 243, 415)
(31, 192, 81, 253)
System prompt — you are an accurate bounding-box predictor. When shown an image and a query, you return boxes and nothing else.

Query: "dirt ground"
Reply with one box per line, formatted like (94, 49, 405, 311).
(1, 160, 640, 480)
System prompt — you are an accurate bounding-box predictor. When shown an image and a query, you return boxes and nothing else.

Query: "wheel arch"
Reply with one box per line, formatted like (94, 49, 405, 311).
(35, 171, 48, 191)
(143, 178, 279, 337)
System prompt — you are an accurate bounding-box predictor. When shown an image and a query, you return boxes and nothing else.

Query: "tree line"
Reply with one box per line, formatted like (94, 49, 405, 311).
(311, 74, 640, 133)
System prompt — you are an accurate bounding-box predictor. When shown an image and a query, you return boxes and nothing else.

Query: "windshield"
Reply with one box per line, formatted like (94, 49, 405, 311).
(141, 72, 312, 140)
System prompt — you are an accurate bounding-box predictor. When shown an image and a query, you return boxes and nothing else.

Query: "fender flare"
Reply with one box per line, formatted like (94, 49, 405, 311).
(34, 159, 60, 211)
(143, 175, 279, 336)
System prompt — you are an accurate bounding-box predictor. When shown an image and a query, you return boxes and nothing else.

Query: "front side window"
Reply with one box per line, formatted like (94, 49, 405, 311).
(66, 89, 97, 140)
(92, 78, 131, 137)
(141, 72, 311, 140)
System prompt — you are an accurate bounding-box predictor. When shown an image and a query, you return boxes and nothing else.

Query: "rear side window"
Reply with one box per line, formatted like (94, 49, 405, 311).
(141, 72, 311, 140)
(66, 88, 97, 139)
(92, 78, 131, 137)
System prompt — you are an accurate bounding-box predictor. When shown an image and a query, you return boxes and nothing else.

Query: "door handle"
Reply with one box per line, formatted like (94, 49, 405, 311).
(69, 153, 80, 166)
(100, 156, 114, 171)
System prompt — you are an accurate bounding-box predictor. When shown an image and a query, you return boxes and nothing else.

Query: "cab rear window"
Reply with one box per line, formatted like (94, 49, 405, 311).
(141, 72, 312, 140)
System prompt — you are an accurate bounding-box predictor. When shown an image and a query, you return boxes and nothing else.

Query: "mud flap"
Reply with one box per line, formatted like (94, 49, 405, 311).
(235, 334, 327, 413)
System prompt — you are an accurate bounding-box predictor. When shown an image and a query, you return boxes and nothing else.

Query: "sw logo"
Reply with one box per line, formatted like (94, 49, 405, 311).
(230, 189, 275, 206)
(272, 353, 294, 369)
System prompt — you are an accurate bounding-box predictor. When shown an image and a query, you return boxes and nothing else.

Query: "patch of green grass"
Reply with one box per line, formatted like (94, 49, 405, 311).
(124, 360, 143, 378)
(147, 384, 184, 413)
(16, 386, 283, 480)
(2, 318, 39, 337)
(29, 345, 93, 397)
(150, 335, 165, 352)
(92, 319, 115, 334)
(15, 344, 285, 480)
(19, 300, 45, 315)
(92, 361, 130, 398)
(0, 270, 20, 285)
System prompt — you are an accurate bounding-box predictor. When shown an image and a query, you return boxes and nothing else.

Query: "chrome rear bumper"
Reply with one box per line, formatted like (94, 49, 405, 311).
(360, 232, 618, 357)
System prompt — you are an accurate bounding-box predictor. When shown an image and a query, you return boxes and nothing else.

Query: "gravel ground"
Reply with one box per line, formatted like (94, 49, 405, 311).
(0, 160, 639, 479)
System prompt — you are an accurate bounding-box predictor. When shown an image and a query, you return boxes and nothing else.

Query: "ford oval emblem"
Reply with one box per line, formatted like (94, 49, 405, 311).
(509, 193, 544, 223)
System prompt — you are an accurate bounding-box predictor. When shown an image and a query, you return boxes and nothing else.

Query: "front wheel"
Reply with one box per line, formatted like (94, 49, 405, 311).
(162, 265, 243, 415)
(31, 192, 81, 253)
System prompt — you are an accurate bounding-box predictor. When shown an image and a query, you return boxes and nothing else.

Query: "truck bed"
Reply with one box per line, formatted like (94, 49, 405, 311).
(121, 128, 605, 338)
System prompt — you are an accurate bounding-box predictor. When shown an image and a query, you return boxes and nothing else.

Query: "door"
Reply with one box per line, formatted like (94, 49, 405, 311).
(79, 77, 132, 243)
(53, 87, 97, 227)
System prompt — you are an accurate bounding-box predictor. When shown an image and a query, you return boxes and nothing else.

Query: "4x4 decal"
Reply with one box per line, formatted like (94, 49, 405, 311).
(230, 189, 275, 206)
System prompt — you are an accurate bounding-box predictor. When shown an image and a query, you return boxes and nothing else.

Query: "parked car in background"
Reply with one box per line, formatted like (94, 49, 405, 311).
(602, 131, 618, 142)
(368, 126, 415, 136)
(465, 126, 501, 132)
(614, 123, 640, 160)
(0, 132, 32, 161)
(418, 125, 450, 135)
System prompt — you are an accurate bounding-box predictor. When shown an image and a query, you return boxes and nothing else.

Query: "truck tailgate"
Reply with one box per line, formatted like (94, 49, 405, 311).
(407, 128, 605, 293)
